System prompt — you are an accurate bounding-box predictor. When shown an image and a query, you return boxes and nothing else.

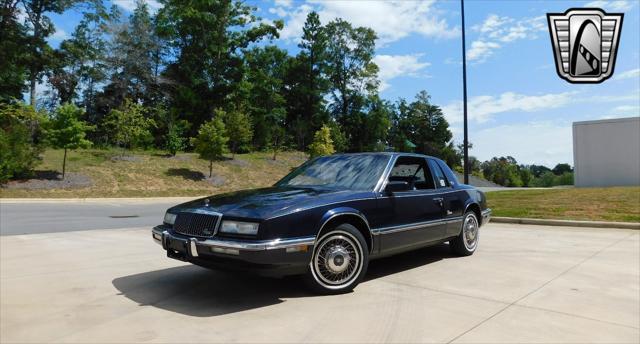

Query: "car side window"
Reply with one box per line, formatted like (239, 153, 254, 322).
(428, 159, 450, 188)
(389, 157, 435, 190)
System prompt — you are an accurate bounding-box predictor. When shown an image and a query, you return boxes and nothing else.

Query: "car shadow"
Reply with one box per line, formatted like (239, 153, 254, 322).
(112, 243, 457, 317)
(165, 168, 205, 181)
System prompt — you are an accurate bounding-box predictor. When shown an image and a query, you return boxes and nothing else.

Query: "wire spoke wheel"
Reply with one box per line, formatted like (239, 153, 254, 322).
(313, 231, 362, 288)
(462, 214, 479, 251)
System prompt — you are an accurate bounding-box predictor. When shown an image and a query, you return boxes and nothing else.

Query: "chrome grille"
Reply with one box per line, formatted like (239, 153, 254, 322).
(173, 212, 220, 237)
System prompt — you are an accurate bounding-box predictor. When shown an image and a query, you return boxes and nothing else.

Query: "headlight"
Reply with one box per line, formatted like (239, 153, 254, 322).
(164, 212, 177, 225)
(220, 220, 259, 235)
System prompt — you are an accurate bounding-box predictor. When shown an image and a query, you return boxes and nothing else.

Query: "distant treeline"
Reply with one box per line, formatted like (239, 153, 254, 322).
(0, 0, 571, 187)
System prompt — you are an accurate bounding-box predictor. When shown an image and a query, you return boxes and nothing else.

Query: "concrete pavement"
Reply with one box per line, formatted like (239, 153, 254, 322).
(1, 223, 638, 343)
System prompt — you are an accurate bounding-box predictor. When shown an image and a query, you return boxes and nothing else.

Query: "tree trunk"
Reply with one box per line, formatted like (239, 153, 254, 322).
(62, 148, 67, 180)
(209, 160, 213, 178)
(232, 142, 236, 160)
(29, 75, 37, 106)
(272, 137, 278, 161)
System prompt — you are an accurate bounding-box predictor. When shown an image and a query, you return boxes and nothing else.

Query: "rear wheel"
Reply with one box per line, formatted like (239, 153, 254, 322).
(450, 211, 479, 256)
(304, 223, 369, 294)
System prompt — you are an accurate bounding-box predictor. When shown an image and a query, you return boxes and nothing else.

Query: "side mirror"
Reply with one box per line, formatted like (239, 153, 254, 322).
(385, 180, 410, 194)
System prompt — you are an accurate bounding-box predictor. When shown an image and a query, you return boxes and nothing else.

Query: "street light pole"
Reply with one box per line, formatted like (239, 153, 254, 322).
(460, 0, 469, 185)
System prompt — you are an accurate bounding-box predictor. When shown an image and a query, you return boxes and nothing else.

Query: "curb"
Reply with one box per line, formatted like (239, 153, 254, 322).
(0, 197, 203, 204)
(492, 217, 639, 230)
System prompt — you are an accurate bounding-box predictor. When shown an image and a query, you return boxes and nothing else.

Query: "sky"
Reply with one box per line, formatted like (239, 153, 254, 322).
(45, 0, 640, 167)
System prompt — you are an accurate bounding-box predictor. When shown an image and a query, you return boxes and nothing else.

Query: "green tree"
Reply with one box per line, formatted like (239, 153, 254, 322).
(481, 156, 523, 187)
(156, 0, 282, 135)
(327, 120, 347, 153)
(324, 19, 379, 150)
(519, 167, 533, 187)
(0, 102, 46, 183)
(46, 103, 93, 179)
(243, 46, 288, 157)
(406, 91, 452, 156)
(308, 124, 335, 158)
(165, 124, 186, 156)
(48, 3, 110, 110)
(529, 164, 551, 178)
(223, 109, 252, 159)
(284, 11, 329, 149)
(103, 99, 155, 155)
(191, 117, 228, 178)
(552, 163, 573, 175)
(21, 0, 76, 106)
(0, 0, 29, 102)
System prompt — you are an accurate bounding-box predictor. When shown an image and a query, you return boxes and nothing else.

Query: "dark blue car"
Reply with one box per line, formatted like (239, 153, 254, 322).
(153, 152, 491, 293)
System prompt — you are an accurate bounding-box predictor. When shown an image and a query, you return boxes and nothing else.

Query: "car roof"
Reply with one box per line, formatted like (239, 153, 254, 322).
(332, 152, 440, 160)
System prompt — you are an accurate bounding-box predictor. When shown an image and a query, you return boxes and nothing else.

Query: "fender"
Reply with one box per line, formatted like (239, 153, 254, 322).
(315, 207, 373, 252)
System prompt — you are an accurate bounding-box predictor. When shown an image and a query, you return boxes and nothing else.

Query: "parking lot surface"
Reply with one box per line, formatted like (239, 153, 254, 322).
(1, 223, 638, 343)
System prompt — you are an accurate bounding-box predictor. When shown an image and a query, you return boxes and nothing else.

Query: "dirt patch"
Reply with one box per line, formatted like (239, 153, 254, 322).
(205, 175, 226, 186)
(2, 171, 92, 190)
(110, 155, 142, 162)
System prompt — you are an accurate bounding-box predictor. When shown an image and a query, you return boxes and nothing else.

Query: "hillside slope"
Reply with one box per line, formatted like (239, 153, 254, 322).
(1, 149, 307, 198)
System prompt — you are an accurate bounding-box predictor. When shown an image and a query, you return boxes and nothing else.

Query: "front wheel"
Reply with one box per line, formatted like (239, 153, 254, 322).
(450, 211, 480, 256)
(304, 224, 369, 294)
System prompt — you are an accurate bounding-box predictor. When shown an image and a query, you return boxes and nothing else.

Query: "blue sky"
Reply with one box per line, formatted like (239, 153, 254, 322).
(46, 0, 640, 167)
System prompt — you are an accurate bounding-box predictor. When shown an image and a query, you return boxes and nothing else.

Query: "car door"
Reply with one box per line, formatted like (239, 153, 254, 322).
(376, 156, 447, 254)
(428, 158, 465, 238)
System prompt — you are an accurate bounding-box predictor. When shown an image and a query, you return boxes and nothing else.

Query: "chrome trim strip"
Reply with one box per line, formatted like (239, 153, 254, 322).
(372, 216, 464, 235)
(153, 227, 314, 251)
(481, 208, 492, 225)
(374, 154, 398, 193)
(376, 189, 463, 198)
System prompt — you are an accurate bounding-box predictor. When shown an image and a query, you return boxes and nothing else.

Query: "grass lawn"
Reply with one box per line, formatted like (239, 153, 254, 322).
(0, 148, 307, 198)
(487, 187, 640, 223)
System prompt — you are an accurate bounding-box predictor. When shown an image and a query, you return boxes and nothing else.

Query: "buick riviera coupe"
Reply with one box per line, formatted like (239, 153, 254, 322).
(153, 153, 491, 293)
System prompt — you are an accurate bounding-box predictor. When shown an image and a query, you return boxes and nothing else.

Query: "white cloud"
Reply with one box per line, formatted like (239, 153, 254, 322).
(609, 105, 640, 116)
(272, 0, 458, 44)
(113, 0, 162, 13)
(442, 91, 577, 124)
(373, 54, 430, 91)
(50, 28, 69, 41)
(275, 0, 293, 7)
(615, 68, 640, 80)
(584, 1, 634, 11)
(466, 41, 500, 63)
(471, 121, 573, 166)
(468, 14, 546, 62)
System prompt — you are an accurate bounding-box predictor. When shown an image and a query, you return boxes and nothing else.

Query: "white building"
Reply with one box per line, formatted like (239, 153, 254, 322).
(573, 117, 640, 187)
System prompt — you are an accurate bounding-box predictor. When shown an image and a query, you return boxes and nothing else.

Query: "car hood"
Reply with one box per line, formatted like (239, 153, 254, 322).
(169, 186, 369, 220)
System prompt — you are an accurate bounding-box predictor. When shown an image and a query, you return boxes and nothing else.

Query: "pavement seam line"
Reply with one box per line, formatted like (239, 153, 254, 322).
(446, 232, 638, 344)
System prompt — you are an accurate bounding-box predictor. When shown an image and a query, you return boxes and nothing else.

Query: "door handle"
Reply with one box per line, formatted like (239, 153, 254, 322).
(433, 197, 444, 206)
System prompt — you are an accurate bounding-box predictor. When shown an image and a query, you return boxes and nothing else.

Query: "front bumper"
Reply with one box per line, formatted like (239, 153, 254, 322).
(152, 226, 314, 276)
(481, 208, 492, 225)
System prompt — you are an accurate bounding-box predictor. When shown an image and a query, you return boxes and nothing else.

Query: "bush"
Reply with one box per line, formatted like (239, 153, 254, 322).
(308, 124, 335, 158)
(0, 103, 46, 183)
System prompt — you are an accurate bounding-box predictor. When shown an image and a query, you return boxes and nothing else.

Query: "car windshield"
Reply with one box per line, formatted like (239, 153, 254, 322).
(275, 154, 391, 191)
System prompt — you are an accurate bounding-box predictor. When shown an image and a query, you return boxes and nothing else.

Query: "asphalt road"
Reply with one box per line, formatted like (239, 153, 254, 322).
(1, 217, 638, 342)
(0, 199, 192, 235)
